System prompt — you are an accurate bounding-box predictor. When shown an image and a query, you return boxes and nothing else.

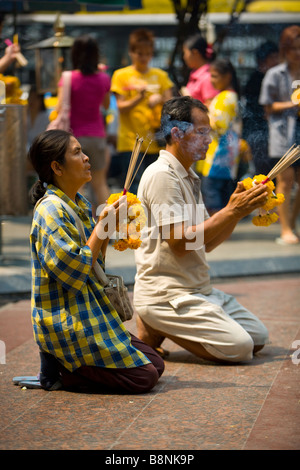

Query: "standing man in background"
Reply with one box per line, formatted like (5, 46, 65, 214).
(111, 28, 174, 192)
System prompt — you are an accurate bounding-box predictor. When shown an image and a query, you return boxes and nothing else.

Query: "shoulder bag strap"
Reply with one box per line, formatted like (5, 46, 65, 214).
(34, 194, 110, 286)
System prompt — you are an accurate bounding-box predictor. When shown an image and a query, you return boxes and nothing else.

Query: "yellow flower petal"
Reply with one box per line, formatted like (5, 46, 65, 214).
(252, 212, 278, 227)
(243, 175, 284, 225)
(108, 192, 145, 251)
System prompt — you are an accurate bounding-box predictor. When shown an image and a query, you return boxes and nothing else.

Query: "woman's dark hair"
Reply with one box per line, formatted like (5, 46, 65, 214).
(28, 130, 72, 205)
(71, 35, 99, 75)
(161, 96, 208, 144)
(183, 34, 215, 62)
(210, 58, 240, 96)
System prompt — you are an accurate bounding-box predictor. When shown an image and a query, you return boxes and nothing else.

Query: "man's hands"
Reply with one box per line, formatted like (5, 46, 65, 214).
(168, 181, 269, 255)
(227, 181, 269, 221)
(203, 181, 269, 252)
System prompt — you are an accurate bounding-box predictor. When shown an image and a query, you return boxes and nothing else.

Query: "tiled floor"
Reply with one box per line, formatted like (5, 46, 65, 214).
(0, 275, 299, 450)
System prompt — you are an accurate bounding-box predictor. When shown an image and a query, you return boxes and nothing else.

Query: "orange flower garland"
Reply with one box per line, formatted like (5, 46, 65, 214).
(107, 192, 146, 251)
(242, 174, 285, 226)
(0, 74, 27, 104)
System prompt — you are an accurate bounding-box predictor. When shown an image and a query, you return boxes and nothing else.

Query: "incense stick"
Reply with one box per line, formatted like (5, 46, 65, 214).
(262, 144, 300, 183)
(125, 135, 139, 186)
(127, 140, 153, 191)
(267, 144, 296, 176)
(269, 145, 300, 179)
(267, 145, 300, 180)
(266, 144, 295, 174)
(123, 137, 144, 194)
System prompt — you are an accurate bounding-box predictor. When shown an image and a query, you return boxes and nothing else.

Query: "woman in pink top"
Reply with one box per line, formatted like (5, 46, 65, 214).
(56, 35, 111, 207)
(182, 34, 218, 107)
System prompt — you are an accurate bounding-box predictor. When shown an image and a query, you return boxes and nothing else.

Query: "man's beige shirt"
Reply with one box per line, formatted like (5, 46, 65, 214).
(134, 150, 212, 306)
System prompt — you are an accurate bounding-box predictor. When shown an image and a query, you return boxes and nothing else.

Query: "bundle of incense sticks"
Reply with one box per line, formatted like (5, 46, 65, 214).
(262, 144, 300, 184)
(122, 136, 152, 194)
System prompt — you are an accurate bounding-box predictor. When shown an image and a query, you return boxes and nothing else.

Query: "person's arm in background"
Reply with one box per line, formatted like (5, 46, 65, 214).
(148, 87, 173, 108)
(0, 43, 20, 73)
(114, 86, 147, 113)
(102, 91, 111, 110)
(259, 67, 299, 115)
(264, 101, 299, 114)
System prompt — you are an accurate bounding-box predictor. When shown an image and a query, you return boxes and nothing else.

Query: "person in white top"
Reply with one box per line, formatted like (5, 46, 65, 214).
(134, 96, 269, 363)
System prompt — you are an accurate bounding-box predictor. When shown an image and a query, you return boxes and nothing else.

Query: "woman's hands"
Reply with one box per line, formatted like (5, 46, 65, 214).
(95, 195, 127, 240)
(86, 195, 127, 264)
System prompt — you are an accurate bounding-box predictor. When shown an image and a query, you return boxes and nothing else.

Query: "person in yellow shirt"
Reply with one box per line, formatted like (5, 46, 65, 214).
(111, 28, 174, 192)
(197, 58, 241, 215)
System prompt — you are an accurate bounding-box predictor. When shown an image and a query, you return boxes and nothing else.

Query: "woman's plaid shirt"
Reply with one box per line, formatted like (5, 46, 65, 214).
(30, 185, 150, 372)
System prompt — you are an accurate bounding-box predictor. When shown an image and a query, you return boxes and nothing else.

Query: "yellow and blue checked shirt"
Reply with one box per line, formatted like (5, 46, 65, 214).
(30, 185, 150, 372)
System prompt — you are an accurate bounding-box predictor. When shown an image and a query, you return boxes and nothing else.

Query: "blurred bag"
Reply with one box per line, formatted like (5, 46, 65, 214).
(47, 71, 71, 132)
(36, 195, 133, 322)
(93, 264, 134, 322)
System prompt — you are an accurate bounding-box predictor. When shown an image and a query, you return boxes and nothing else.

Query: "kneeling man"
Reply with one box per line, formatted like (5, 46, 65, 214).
(133, 96, 269, 363)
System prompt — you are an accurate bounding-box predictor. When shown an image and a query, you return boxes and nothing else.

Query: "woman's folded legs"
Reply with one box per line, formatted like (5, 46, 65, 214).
(40, 334, 164, 394)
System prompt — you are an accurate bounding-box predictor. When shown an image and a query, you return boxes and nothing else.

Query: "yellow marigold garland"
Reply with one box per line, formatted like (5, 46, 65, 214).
(0, 74, 27, 105)
(106, 192, 146, 251)
(252, 212, 279, 227)
(242, 174, 285, 226)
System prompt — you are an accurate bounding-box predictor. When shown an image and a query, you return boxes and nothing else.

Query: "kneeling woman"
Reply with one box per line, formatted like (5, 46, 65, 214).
(26, 129, 164, 393)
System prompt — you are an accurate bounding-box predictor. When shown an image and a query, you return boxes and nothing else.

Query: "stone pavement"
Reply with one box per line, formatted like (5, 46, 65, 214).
(0, 215, 299, 452)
